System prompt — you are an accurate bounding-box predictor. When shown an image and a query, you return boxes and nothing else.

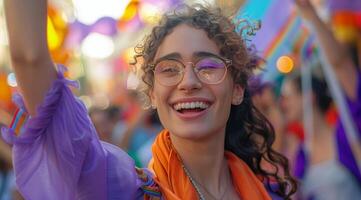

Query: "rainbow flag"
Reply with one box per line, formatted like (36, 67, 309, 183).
(9, 108, 28, 136)
(237, 0, 311, 81)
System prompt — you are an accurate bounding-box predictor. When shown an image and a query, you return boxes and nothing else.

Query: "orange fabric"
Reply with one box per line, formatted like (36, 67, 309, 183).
(149, 130, 272, 200)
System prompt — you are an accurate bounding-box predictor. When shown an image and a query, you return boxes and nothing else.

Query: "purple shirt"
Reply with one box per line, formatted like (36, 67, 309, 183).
(1, 66, 147, 200)
(1, 65, 284, 200)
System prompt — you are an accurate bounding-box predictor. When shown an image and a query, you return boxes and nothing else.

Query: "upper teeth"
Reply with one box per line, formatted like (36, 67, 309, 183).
(173, 101, 209, 110)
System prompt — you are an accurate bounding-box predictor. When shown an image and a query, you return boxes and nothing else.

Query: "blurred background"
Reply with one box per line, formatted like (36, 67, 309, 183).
(0, 0, 360, 199)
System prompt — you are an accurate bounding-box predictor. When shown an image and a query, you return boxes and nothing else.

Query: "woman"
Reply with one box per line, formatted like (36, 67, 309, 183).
(2, 0, 296, 199)
(281, 0, 361, 199)
(282, 74, 361, 199)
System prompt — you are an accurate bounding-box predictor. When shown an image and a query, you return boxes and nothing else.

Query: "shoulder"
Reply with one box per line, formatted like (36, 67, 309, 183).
(101, 142, 162, 199)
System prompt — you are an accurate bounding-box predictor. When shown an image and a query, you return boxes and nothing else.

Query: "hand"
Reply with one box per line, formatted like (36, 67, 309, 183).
(294, 0, 318, 21)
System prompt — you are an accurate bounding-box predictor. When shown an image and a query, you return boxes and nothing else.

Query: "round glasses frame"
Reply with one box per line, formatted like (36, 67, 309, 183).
(149, 56, 232, 86)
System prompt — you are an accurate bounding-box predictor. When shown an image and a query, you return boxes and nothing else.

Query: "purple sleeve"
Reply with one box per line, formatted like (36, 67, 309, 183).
(1, 65, 144, 200)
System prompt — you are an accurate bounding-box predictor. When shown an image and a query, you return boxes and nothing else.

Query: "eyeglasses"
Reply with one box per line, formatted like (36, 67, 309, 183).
(150, 56, 232, 86)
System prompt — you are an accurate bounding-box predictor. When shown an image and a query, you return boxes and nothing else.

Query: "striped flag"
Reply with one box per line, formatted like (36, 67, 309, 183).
(237, 0, 314, 81)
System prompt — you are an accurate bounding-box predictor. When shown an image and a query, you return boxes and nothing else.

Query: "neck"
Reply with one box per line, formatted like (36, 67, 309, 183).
(170, 129, 229, 195)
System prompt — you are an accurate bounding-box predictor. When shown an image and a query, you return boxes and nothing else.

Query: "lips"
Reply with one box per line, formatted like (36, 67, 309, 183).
(173, 101, 209, 112)
(171, 99, 212, 119)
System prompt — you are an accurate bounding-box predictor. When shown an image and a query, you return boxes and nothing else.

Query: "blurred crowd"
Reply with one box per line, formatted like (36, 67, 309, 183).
(1, 0, 361, 200)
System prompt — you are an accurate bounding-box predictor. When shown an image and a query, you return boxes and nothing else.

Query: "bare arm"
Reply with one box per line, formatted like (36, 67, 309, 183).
(295, 0, 358, 100)
(4, 0, 57, 116)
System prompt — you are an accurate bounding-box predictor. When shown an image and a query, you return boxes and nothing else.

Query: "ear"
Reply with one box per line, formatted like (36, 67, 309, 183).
(232, 84, 245, 105)
(149, 89, 157, 109)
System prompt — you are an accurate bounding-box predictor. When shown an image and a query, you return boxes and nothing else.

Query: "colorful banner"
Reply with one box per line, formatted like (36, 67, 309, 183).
(237, 0, 314, 81)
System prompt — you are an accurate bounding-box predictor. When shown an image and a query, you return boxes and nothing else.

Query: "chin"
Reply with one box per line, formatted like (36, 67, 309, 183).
(173, 131, 208, 141)
(169, 124, 224, 142)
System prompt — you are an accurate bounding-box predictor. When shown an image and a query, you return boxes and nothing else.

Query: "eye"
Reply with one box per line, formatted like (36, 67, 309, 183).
(160, 66, 180, 73)
(155, 60, 182, 75)
(196, 57, 225, 71)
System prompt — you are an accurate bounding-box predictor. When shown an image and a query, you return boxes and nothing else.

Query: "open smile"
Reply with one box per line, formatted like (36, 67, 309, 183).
(171, 100, 212, 120)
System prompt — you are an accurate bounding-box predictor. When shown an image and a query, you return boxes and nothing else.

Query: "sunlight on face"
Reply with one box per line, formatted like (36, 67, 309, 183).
(150, 24, 243, 142)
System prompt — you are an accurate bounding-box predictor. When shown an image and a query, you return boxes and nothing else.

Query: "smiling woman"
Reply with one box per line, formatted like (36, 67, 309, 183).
(132, 6, 297, 199)
(2, 0, 296, 199)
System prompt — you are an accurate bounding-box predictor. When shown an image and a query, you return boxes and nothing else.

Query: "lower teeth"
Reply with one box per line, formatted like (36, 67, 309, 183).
(179, 108, 204, 113)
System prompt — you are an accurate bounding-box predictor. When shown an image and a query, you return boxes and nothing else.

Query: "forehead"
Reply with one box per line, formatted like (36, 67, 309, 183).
(154, 24, 220, 60)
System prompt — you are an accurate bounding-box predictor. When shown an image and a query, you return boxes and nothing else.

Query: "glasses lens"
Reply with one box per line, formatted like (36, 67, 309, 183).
(195, 57, 226, 84)
(154, 60, 183, 86)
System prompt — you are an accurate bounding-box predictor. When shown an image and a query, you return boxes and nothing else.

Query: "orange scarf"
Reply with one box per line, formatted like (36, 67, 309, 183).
(148, 130, 272, 200)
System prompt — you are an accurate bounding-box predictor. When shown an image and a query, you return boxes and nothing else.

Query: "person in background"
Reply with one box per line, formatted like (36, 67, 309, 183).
(281, 73, 361, 199)
(115, 111, 162, 167)
(249, 76, 285, 153)
(279, 0, 361, 199)
(89, 105, 121, 143)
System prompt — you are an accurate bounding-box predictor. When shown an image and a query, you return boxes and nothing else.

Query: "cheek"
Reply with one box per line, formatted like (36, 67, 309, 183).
(215, 84, 234, 115)
(151, 85, 167, 104)
(151, 85, 172, 118)
(223, 77, 236, 101)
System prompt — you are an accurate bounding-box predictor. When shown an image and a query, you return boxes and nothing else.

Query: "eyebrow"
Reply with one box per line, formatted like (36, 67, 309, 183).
(154, 51, 222, 63)
(153, 53, 181, 64)
(193, 51, 222, 59)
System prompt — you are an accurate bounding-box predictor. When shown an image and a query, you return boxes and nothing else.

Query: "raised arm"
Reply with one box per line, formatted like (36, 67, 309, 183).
(3, 1, 147, 199)
(295, 0, 358, 100)
(4, 0, 57, 115)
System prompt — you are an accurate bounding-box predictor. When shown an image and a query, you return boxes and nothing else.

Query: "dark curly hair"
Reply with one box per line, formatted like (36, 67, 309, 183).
(131, 4, 297, 199)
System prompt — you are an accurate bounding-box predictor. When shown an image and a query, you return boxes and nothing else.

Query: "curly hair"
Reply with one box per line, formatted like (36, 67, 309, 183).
(131, 4, 297, 199)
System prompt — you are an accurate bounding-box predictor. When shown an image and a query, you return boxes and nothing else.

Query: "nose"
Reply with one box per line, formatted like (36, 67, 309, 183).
(177, 63, 202, 91)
